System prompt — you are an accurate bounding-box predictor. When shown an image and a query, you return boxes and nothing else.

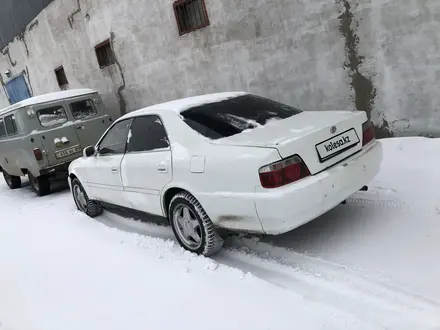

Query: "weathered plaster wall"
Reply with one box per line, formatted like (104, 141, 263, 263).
(0, 0, 439, 136)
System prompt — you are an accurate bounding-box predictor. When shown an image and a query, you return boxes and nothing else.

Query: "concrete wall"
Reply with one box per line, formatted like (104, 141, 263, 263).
(0, 0, 439, 136)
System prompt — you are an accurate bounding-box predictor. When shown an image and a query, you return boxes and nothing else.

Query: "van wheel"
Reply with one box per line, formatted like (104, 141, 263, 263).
(28, 173, 50, 196)
(2, 171, 21, 189)
(169, 192, 223, 256)
(71, 178, 103, 217)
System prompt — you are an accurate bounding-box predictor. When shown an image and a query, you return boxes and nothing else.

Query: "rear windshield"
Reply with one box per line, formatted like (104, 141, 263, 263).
(180, 94, 302, 139)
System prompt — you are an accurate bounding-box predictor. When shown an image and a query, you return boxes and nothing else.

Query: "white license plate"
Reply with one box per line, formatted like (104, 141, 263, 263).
(55, 145, 81, 159)
(316, 128, 359, 161)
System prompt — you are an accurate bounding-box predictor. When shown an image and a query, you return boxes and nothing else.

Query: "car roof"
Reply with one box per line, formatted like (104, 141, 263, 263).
(122, 92, 249, 119)
(0, 88, 97, 116)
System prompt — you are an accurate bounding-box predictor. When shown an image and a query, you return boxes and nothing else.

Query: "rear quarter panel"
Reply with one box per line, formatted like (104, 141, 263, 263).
(158, 112, 281, 232)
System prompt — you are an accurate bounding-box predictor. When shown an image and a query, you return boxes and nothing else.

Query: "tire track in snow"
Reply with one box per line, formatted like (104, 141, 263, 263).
(217, 238, 440, 330)
(347, 196, 440, 216)
(98, 209, 440, 329)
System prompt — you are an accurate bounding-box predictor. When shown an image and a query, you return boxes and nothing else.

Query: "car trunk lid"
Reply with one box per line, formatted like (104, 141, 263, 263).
(211, 110, 367, 174)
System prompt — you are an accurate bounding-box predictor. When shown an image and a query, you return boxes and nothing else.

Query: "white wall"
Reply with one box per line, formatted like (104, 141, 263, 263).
(0, 0, 439, 136)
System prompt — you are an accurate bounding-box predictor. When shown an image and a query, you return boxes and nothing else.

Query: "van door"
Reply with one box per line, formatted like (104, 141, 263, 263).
(34, 102, 82, 167)
(67, 94, 112, 149)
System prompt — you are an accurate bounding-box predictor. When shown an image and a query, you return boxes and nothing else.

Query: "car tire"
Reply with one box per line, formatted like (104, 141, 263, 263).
(2, 171, 21, 189)
(28, 173, 51, 196)
(169, 192, 223, 256)
(71, 178, 103, 217)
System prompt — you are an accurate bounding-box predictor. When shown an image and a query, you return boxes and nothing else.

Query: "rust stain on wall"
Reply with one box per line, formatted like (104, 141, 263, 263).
(1, 47, 16, 67)
(336, 0, 392, 137)
(68, 0, 82, 29)
(17, 20, 39, 57)
(110, 32, 127, 116)
(17, 32, 29, 57)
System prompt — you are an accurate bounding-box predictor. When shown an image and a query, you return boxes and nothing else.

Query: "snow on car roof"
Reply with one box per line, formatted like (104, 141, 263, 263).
(123, 92, 248, 119)
(0, 88, 97, 115)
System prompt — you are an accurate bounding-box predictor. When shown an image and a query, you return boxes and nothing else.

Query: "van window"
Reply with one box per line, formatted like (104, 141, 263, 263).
(70, 100, 97, 120)
(0, 119, 6, 138)
(5, 114, 18, 135)
(37, 106, 68, 127)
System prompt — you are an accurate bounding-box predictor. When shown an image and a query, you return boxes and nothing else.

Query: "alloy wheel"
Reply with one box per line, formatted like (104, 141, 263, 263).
(172, 204, 202, 249)
(73, 184, 88, 213)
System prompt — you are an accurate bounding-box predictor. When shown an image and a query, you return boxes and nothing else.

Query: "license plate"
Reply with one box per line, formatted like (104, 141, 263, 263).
(316, 128, 359, 162)
(55, 145, 81, 159)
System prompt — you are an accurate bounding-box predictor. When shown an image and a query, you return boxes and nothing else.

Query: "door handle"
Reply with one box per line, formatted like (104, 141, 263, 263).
(76, 125, 84, 130)
(157, 163, 167, 173)
(111, 168, 119, 173)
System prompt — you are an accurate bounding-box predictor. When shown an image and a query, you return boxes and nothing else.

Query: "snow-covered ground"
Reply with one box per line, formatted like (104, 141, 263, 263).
(0, 138, 439, 330)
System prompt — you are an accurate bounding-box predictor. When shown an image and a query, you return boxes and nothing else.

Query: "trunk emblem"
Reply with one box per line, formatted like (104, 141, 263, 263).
(330, 126, 337, 134)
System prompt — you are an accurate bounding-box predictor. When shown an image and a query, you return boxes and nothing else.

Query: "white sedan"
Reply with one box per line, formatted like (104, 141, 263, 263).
(68, 92, 382, 256)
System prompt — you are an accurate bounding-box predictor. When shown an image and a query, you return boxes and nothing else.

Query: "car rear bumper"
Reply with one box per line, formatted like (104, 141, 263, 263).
(254, 140, 383, 235)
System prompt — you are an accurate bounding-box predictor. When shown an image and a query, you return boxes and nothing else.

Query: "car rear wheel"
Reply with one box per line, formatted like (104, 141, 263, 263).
(28, 173, 50, 196)
(2, 171, 21, 189)
(169, 192, 223, 256)
(71, 178, 103, 217)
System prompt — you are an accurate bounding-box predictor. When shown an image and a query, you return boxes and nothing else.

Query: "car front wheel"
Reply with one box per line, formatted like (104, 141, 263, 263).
(169, 192, 223, 256)
(71, 178, 103, 217)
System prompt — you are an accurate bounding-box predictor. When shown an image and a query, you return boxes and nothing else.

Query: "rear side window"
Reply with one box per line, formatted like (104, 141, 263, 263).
(5, 114, 18, 135)
(127, 116, 169, 153)
(37, 106, 68, 127)
(70, 100, 97, 120)
(181, 94, 302, 139)
(98, 119, 133, 155)
(0, 119, 6, 138)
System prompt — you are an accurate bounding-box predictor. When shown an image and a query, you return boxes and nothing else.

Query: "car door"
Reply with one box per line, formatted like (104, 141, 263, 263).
(67, 94, 112, 147)
(86, 118, 133, 207)
(120, 115, 172, 216)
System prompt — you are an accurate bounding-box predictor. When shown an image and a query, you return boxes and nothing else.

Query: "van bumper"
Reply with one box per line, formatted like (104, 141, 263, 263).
(39, 161, 72, 176)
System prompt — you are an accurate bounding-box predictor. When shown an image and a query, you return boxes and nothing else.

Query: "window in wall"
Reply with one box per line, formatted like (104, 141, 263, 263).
(37, 106, 68, 127)
(127, 116, 169, 153)
(4, 114, 18, 135)
(98, 119, 133, 155)
(55, 66, 69, 90)
(70, 99, 97, 120)
(173, 0, 209, 36)
(95, 39, 116, 68)
(0, 119, 6, 138)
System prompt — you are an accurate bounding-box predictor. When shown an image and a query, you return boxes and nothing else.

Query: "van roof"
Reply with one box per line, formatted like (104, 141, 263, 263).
(0, 88, 97, 116)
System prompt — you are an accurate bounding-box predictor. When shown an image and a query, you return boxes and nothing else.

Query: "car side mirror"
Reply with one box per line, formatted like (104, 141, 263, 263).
(84, 146, 96, 157)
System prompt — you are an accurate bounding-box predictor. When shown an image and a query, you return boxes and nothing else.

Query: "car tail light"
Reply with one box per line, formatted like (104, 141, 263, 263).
(259, 155, 310, 189)
(362, 120, 375, 146)
(33, 148, 43, 161)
